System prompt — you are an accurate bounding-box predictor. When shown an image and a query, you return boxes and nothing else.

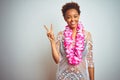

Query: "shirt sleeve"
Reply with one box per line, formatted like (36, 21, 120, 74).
(86, 32, 94, 68)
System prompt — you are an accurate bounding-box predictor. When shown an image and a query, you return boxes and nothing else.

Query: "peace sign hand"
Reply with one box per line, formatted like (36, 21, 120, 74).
(44, 24, 55, 42)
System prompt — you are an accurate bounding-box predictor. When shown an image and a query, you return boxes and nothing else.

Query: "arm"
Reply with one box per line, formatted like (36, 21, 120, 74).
(44, 25, 60, 64)
(88, 67, 94, 80)
(86, 32, 95, 80)
(50, 40, 60, 64)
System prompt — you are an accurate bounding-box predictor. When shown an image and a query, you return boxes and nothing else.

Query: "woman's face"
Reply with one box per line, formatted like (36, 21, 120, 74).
(64, 9, 80, 29)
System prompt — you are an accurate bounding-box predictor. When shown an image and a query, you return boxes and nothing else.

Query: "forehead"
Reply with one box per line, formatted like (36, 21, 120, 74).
(65, 9, 79, 16)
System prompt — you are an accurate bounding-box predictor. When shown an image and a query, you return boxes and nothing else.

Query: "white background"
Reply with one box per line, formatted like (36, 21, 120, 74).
(0, 0, 120, 80)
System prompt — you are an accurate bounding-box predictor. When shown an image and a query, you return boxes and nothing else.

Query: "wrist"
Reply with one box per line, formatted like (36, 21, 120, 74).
(50, 40, 55, 44)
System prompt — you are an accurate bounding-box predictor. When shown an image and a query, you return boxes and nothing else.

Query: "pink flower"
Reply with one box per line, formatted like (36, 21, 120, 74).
(63, 22, 85, 65)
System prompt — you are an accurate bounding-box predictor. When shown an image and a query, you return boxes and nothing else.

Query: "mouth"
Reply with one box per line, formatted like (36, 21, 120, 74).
(71, 22, 76, 25)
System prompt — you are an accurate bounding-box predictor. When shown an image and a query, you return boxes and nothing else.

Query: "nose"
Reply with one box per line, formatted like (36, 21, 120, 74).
(71, 17, 74, 21)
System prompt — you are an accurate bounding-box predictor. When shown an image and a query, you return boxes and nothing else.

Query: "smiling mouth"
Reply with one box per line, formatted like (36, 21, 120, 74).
(71, 22, 76, 25)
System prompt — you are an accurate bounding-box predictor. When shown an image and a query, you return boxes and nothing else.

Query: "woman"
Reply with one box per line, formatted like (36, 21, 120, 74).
(44, 2, 94, 80)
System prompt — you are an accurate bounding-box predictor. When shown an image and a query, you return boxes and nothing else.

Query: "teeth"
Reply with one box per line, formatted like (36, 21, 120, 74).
(71, 22, 75, 25)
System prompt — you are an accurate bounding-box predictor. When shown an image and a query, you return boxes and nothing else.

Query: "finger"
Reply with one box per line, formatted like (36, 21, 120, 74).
(50, 24, 53, 32)
(47, 32, 50, 36)
(47, 32, 52, 38)
(44, 25, 49, 32)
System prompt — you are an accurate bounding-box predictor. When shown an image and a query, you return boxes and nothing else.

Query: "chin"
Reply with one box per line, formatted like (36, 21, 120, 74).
(69, 24, 77, 29)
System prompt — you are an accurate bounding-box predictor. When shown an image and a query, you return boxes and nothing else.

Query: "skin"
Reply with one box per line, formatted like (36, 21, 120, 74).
(64, 9, 80, 39)
(44, 24, 60, 64)
(44, 8, 94, 80)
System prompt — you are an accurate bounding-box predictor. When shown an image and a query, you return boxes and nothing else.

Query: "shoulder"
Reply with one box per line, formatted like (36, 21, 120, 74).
(57, 31, 63, 36)
(57, 31, 63, 38)
(56, 31, 63, 41)
(84, 30, 92, 41)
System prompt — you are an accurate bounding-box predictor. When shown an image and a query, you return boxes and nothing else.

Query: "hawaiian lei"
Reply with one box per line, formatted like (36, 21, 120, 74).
(63, 22, 85, 65)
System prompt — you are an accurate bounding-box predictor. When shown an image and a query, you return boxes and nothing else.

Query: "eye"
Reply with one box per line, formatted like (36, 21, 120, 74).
(67, 16, 71, 19)
(74, 15, 78, 18)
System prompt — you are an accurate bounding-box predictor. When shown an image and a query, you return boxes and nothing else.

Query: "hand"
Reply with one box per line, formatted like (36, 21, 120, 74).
(44, 24, 55, 42)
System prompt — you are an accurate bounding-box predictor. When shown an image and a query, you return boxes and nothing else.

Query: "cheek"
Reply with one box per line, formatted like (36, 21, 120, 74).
(75, 19, 79, 23)
(76, 19, 79, 22)
(65, 19, 71, 23)
(76, 17, 79, 21)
